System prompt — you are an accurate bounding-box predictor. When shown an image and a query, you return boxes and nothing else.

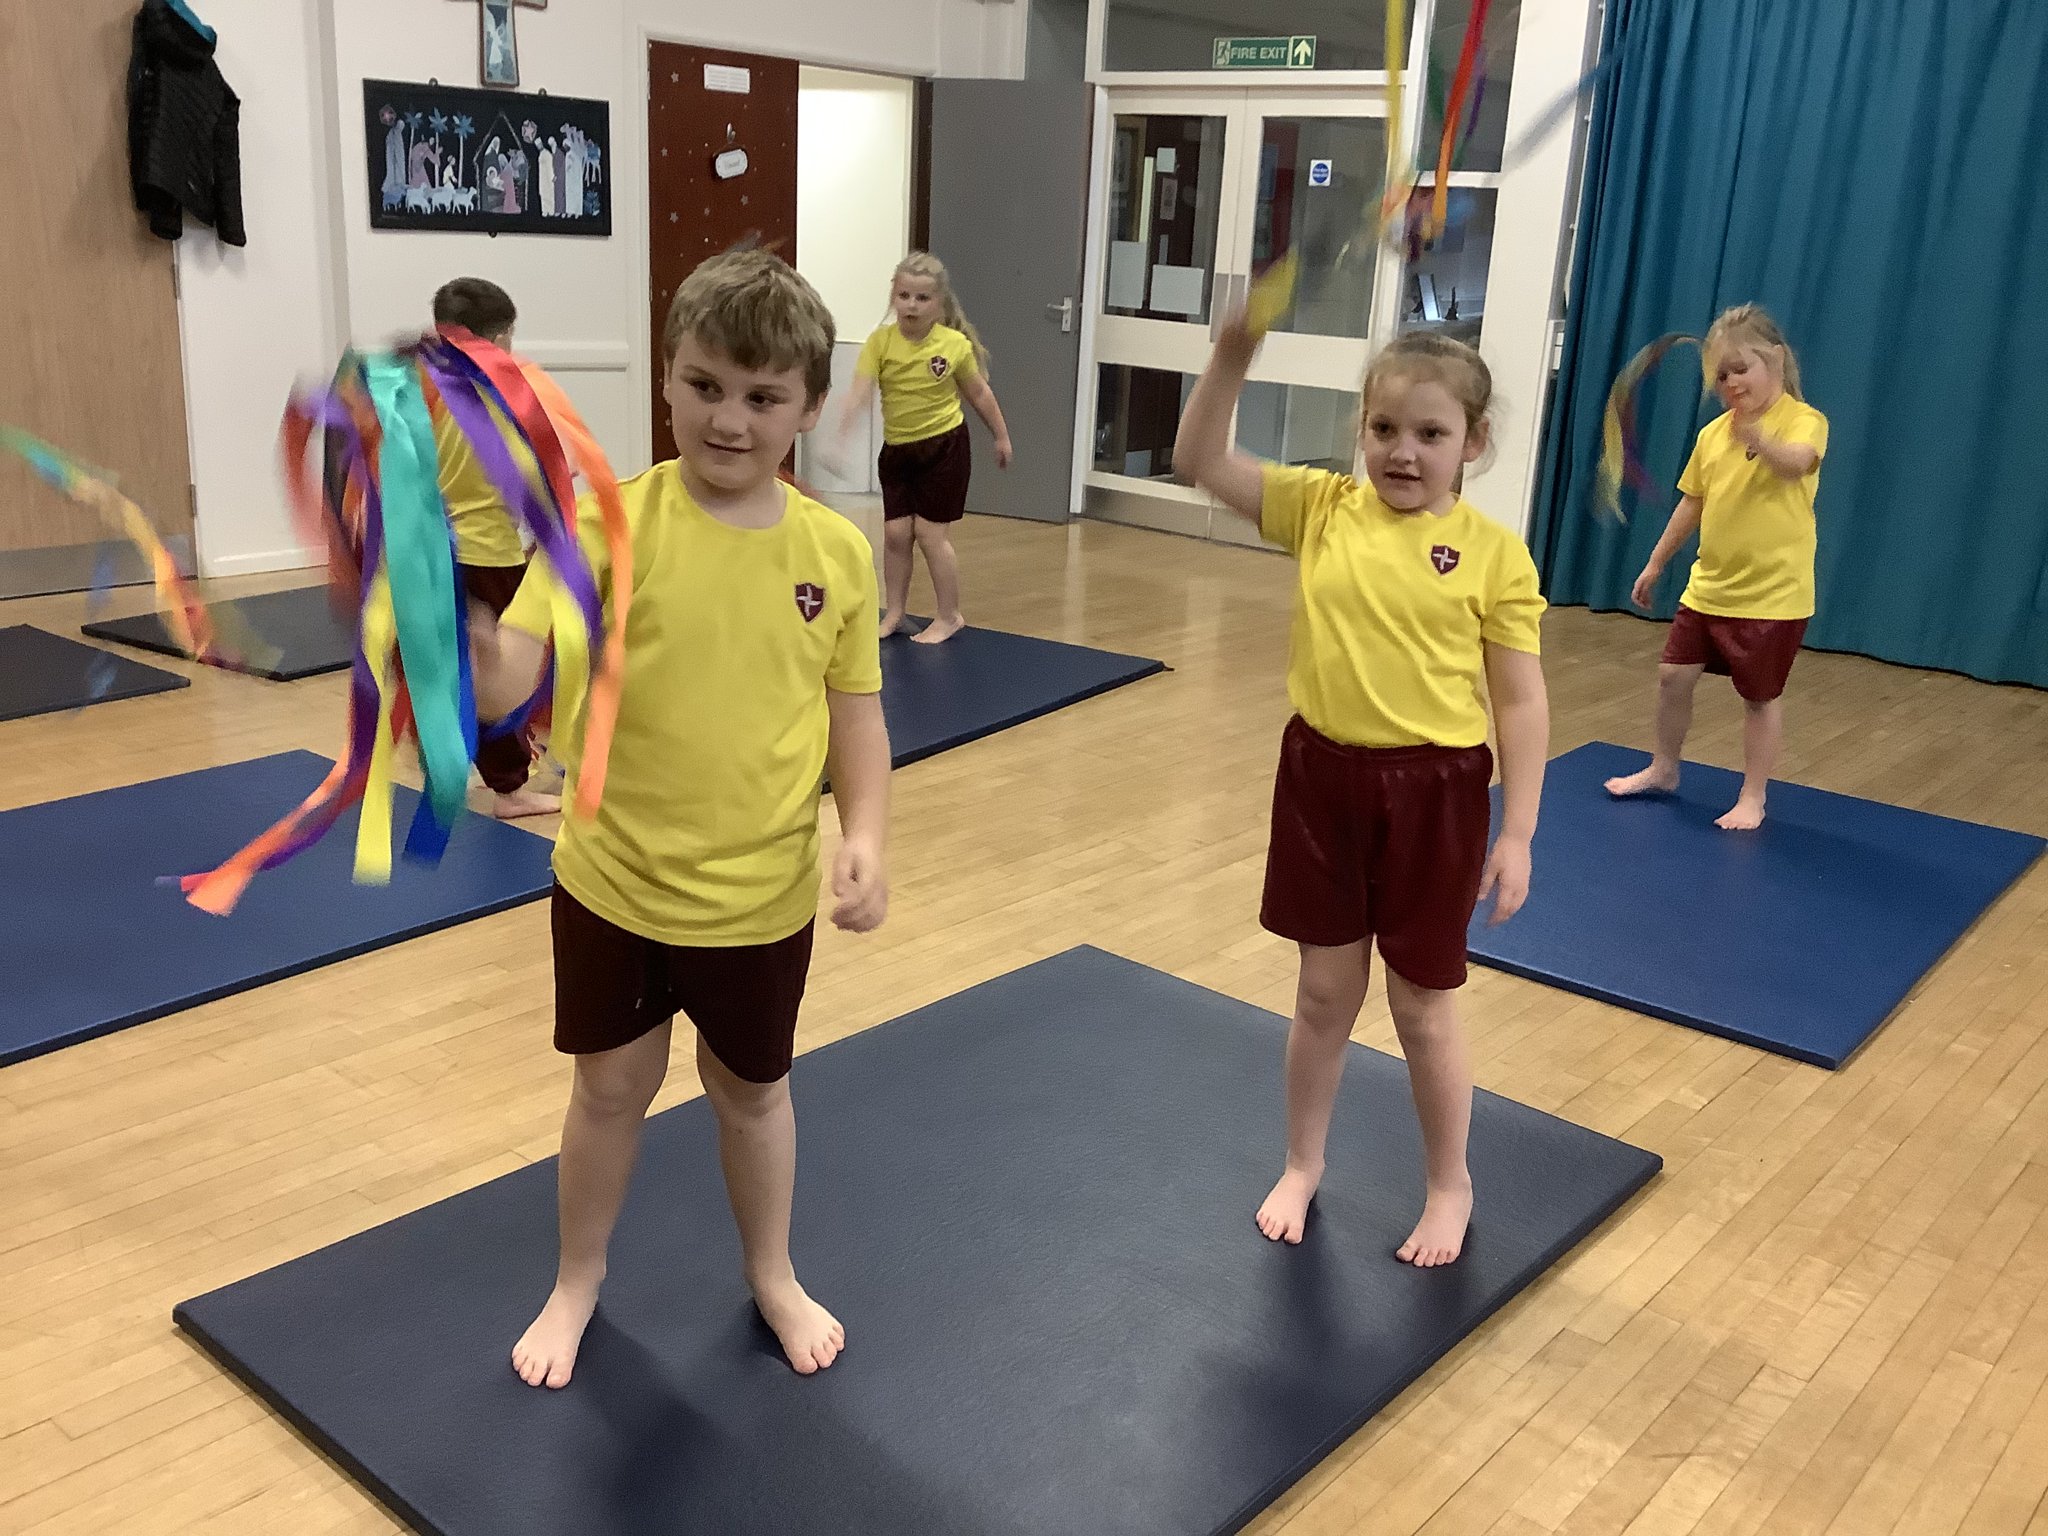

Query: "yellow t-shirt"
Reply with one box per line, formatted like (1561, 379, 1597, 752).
(1677, 392, 1829, 620)
(1261, 465, 1545, 749)
(856, 323, 979, 445)
(431, 401, 527, 568)
(503, 464, 883, 945)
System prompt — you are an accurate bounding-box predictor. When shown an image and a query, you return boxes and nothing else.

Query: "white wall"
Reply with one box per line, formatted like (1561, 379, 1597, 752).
(175, 0, 1023, 575)
(795, 67, 915, 493)
(175, 0, 345, 577)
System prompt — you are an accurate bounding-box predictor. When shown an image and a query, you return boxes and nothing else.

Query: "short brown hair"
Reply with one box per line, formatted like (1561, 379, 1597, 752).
(664, 246, 835, 403)
(432, 277, 517, 339)
(1362, 332, 1494, 441)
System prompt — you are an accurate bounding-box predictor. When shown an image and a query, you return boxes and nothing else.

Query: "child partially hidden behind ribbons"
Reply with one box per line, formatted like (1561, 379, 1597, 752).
(428, 277, 558, 819)
(1176, 297, 1552, 1266)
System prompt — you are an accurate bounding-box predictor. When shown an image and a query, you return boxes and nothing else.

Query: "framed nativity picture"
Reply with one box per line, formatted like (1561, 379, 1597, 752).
(364, 79, 610, 235)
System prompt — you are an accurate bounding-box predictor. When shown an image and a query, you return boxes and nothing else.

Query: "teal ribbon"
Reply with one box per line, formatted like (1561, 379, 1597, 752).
(364, 355, 469, 839)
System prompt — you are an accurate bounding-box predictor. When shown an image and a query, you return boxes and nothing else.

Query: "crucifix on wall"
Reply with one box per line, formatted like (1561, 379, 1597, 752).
(453, 0, 546, 89)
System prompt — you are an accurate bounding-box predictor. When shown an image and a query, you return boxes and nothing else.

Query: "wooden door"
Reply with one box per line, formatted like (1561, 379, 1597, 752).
(0, 0, 195, 595)
(646, 42, 798, 458)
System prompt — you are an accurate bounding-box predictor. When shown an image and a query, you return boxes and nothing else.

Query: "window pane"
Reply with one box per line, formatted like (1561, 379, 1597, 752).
(1104, 115, 1226, 323)
(1251, 116, 1384, 341)
(1237, 381, 1359, 475)
(1105, 0, 1417, 73)
(1417, 0, 1521, 173)
(1094, 364, 1198, 480)
(1399, 187, 1495, 347)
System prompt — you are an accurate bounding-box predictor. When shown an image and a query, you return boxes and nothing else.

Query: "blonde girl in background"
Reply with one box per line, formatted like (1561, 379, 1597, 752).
(836, 252, 1013, 645)
(1605, 305, 1827, 830)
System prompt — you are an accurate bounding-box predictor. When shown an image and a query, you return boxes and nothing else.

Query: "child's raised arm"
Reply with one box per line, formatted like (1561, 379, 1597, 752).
(1173, 310, 1266, 523)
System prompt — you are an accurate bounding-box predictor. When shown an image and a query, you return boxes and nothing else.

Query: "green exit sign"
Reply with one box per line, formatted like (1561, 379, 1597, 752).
(1212, 34, 1317, 70)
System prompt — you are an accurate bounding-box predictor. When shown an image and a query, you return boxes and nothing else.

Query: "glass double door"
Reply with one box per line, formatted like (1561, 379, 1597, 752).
(1087, 89, 1400, 544)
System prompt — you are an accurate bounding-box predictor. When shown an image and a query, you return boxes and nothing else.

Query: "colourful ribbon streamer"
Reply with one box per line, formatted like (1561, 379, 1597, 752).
(177, 334, 628, 914)
(1375, 23, 1609, 262)
(1430, 0, 1494, 238)
(0, 426, 278, 674)
(1598, 332, 1707, 523)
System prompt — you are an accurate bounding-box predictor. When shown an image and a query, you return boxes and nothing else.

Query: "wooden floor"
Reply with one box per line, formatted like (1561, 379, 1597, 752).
(4, 511, 2046, 1535)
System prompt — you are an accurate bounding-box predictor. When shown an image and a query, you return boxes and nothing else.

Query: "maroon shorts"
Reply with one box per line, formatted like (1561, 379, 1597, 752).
(550, 885, 814, 1082)
(1260, 717, 1493, 991)
(878, 423, 971, 524)
(1662, 604, 1808, 702)
(461, 560, 537, 795)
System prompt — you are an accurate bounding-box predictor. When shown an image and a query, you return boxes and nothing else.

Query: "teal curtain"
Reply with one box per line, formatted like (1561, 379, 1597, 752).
(1533, 0, 2048, 687)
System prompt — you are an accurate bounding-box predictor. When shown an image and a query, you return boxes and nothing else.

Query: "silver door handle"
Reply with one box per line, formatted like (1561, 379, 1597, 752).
(1045, 297, 1076, 333)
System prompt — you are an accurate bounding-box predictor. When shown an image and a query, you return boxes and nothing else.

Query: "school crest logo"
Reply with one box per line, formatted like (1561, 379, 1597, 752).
(794, 583, 826, 622)
(928, 355, 951, 381)
(1430, 545, 1461, 576)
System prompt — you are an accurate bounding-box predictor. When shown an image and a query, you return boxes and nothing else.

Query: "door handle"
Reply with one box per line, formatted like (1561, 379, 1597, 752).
(1045, 297, 1076, 333)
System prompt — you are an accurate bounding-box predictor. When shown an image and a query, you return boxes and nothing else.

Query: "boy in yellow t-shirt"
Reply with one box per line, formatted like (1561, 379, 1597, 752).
(1177, 313, 1552, 1271)
(469, 248, 891, 1388)
(428, 277, 556, 820)
(833, 251, 1012, 645)
(1606, 305, 1828, 830)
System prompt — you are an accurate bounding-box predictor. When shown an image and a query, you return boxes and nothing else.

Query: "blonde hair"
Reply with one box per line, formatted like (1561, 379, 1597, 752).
(1703, 303, 1802, 400)
(1361, 332, 1495, 443)
(890, 251, 990, 374)
(663, 244, 836, 403)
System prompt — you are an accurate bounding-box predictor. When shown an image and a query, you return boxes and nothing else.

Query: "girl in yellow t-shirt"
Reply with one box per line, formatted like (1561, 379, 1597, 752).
(1606, 306, 1828, 830)
(834, 252, 1013, 645)
(1177, 314, 1552, 1270)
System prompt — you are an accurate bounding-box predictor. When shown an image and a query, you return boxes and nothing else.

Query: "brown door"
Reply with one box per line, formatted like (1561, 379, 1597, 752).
(646, 42, 798, 458)
(0, 0, 196, 597)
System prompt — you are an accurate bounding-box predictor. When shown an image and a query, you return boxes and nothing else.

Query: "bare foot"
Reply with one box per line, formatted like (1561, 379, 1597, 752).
(1255, 1165, 1322, 1245)
(1604, 760, 1680, 798)
(911, 614, 965, 646)
(493, 787, 562, 820)
(879, 610, 906, 639)
(1716, 796, 1766, 831)
(752, 1274, 845, 1374)
(1395, 1182, 1473, 1267)
(512, 1279, 601, 1389)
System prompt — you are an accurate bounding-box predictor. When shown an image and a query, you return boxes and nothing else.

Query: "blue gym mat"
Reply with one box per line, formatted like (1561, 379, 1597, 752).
(879, 623, 1165, 768)
(175, 946, 1659, 1536)
(0, 624, 188, 722)
(84, 585, 352, 680)
(1467, 742, 2046, 1069)
(0, 751, 554, 1067)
